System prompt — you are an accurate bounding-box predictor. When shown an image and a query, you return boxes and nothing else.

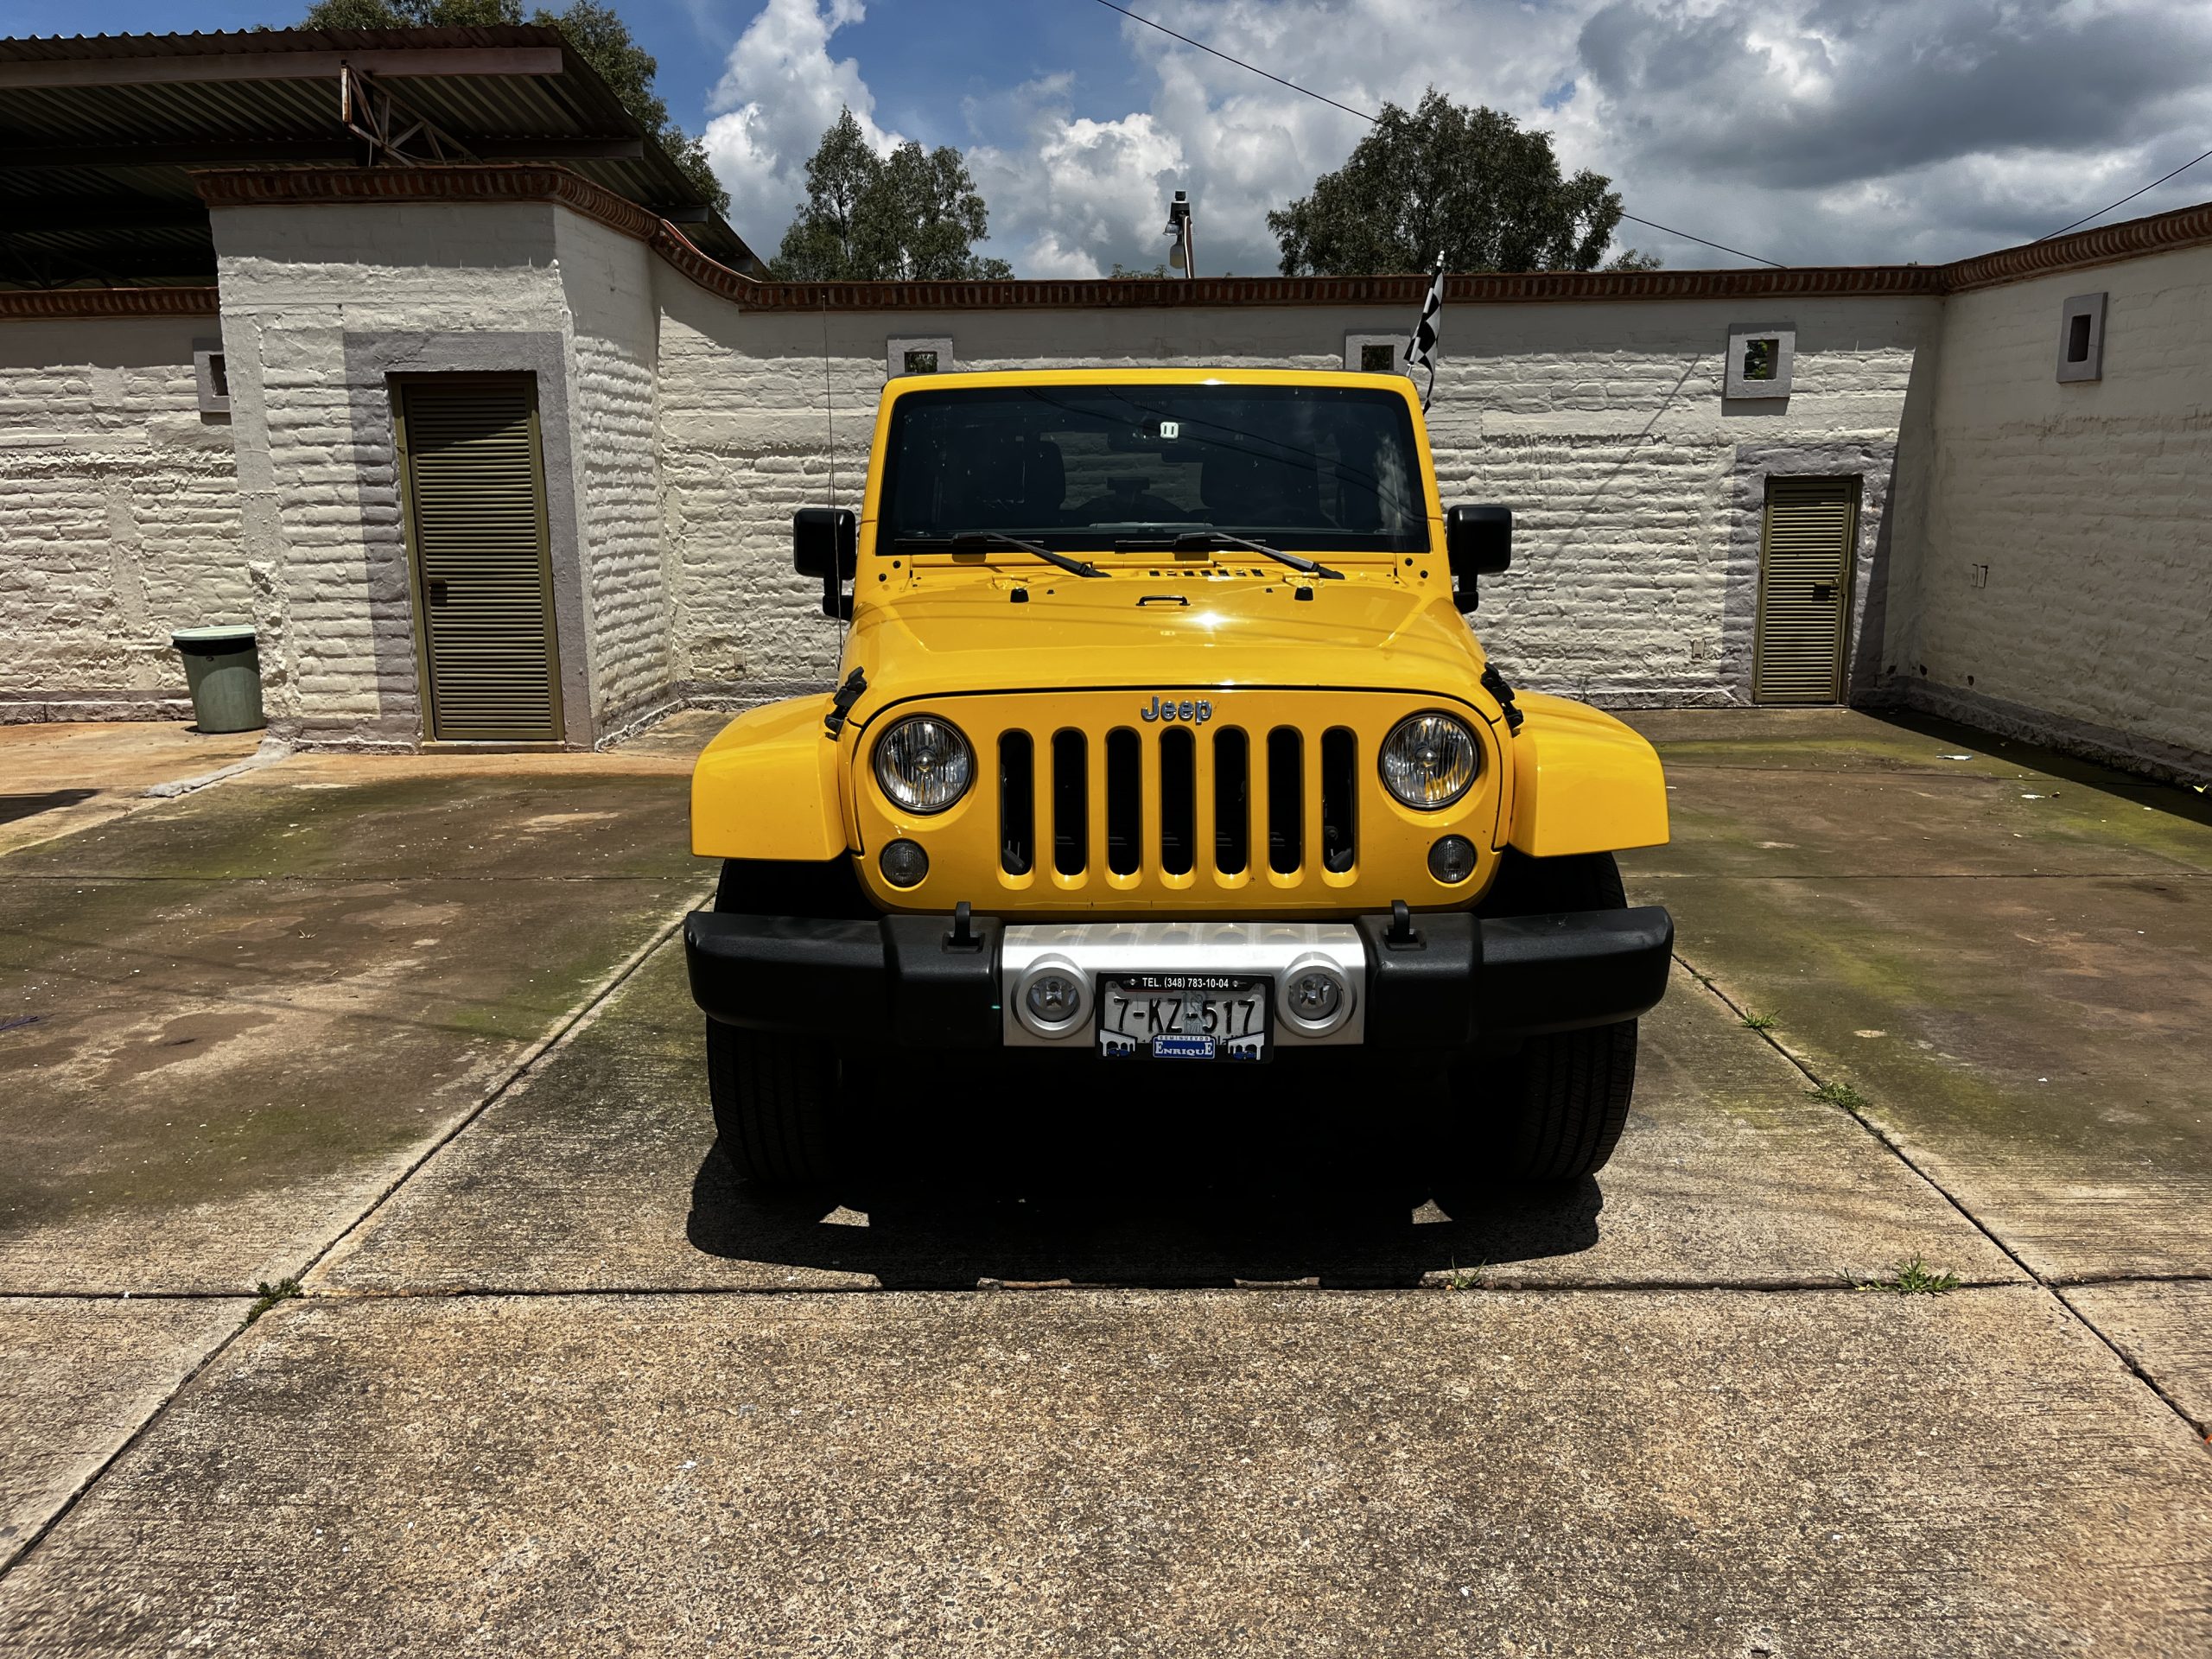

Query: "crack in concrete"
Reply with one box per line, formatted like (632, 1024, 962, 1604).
(27, 1268, 2212, 1304)
(1672, 947, 2212, 1450)
(0, 1274, 2114, 1302)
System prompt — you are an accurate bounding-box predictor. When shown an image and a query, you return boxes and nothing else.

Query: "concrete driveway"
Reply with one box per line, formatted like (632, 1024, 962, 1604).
(1, 709, 2207, 1654)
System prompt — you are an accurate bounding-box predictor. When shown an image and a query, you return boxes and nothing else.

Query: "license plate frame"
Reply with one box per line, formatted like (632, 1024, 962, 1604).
(1096, 972, 1270, 1062)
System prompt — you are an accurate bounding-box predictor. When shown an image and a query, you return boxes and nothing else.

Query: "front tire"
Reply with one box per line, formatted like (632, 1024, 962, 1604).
(1459, 850, 1641, 1183)
(705, 1020, 845, 1188)
(1474, 1020, 1638, 1183)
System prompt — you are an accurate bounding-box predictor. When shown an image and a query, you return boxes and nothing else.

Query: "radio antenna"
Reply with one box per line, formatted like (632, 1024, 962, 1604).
(820, 293, 853, 640)
(820, 293, 836, 510)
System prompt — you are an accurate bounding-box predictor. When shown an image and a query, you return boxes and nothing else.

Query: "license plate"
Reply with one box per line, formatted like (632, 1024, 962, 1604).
(1097, 973, 1268, 1061)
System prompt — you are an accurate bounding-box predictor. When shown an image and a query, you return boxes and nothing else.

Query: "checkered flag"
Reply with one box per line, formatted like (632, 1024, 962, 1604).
(1403, 250, 1446, 410)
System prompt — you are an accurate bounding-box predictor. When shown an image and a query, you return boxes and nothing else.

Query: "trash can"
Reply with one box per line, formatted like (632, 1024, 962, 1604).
(170, 626, 265, 734)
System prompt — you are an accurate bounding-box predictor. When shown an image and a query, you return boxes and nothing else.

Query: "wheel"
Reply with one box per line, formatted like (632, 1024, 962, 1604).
(1457, 850, 1640, 1183)
(1471, 1020, 1639, 1183)
(705, 1020, 844, 1188)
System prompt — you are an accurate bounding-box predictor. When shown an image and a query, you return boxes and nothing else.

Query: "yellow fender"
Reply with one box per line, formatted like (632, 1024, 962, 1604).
(692, 696, 849, 861)
(1505, 692, 1669, 857)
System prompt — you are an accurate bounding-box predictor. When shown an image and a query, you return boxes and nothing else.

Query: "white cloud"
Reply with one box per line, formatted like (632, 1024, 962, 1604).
(700, 0, 902, 261)
(1572, 0, 2212, 261)
(968, 86, 1186, 278)
(703, 0, 2212, 275)
(988, 0, 1590, 276)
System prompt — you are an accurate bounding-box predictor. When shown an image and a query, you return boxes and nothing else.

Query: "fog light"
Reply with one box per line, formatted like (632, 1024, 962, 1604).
(879, 838, 928, 887)
(1287, 969, 1342, 1020)
(1013, 957, 1088, 1038)
(1027, 973, 1081, 1022)
(1279, 954, 1354, 1037)
(1428, 835, 1478, 885)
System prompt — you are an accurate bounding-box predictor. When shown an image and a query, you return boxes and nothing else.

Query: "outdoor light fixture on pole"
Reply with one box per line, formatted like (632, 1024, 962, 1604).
(1165, 189, 1194, 278)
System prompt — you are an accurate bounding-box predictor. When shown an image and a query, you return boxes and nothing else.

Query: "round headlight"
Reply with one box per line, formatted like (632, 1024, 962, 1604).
(1379, 712, 1478, 810)
(873, 715, 974, 813)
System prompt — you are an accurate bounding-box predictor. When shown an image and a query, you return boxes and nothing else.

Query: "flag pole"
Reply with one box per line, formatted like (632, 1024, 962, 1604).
(1404, 250, 1446, 412)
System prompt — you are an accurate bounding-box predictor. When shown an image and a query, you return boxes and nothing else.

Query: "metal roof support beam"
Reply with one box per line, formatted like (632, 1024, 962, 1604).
(0, 47, 565, 89)
(0, 138, 642, 168)
(340, 65, 474, 166)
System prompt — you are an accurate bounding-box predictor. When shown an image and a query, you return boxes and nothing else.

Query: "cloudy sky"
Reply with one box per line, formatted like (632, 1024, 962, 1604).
(29, 0, 2212, 275)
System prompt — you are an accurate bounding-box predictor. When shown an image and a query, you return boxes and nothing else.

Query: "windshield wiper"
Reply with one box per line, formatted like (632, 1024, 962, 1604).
(893, 531, 1104, 579)
(1116, 528, 1344, 580)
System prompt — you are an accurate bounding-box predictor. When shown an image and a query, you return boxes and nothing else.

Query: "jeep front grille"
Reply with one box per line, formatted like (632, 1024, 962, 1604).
(998, 721, 1357, 883)
(857, 690, 1502, 916)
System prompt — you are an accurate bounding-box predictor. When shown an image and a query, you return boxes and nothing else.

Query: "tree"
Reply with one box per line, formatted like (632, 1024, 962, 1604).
(300, 0, 728, 214)
(770, 109, 1014, 281)
(1605, 247, 1664, 271)
(1268, 90, 1624, 276)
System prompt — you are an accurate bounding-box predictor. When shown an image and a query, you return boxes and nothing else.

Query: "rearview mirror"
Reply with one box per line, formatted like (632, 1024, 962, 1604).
(794, 508, 857, 619)
(1445, 505, 1511, 612)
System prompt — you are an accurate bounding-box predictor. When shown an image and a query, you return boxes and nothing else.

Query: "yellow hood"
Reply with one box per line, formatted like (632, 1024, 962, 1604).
(840, 573, 1491, 722)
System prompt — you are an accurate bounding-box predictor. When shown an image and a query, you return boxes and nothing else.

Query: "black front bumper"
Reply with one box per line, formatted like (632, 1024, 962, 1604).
(685, 905, 1674, 1050)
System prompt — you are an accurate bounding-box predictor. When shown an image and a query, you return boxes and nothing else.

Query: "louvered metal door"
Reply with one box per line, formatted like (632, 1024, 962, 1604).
(395, 376, 562, 742)
(1753, 476, 1858, 704)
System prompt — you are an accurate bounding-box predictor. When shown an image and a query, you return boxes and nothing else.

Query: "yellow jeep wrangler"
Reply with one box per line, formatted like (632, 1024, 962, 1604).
(686, 368, 1672, 1188)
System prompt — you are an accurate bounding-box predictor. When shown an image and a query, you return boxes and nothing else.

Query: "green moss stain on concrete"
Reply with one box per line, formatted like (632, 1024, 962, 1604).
(1675, 873, 2212, 1230)
(0, 763, 713, 1284)
(0, 871, 698, 1248)
(9, 773, 698, 883)
(1649, 768, 2212, 881)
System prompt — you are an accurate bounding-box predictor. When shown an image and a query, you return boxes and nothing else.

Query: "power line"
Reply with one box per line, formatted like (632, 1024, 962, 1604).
(1087, 0, 1786, 269)
(1088, 0, 1383, 128)
(1612, 214, 1784, 269)
(2038, 143, 2212, 241)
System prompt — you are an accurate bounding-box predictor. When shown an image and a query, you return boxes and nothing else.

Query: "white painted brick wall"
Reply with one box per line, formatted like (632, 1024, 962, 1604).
(1917, 245, 2212, 776)
(555, 210, 676, 730)
(0, 318, 245, 710)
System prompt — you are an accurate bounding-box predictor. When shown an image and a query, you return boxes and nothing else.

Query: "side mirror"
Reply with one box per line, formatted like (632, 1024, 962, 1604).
(1445, 504, 1511, 613)
(794, 507, 857, 619)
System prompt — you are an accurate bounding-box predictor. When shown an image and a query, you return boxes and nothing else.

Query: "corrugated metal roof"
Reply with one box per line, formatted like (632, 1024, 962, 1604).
(0, 26, 754, 289)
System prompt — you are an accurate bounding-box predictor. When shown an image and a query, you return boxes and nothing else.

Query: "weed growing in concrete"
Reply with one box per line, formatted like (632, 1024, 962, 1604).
(1740, 1011, 1777, 1031)
(1808, 1079, 1866, 1109)
(1856, 1256, 1961, 1294)
(244, 1277, 302, 1325)
(1441, 1261, 1489, 1292)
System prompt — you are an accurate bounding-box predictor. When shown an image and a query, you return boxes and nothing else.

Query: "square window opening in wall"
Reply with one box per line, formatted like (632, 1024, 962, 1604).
(887, 336, 955, 379)
(193, 342, 230, 417)
(2057, 293, 2106, 383)
(1344, 333, 1406, 376)
(1725, 326, 1794, 399)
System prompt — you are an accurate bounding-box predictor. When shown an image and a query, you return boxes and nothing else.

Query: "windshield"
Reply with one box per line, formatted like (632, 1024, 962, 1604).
(878, 384, 1429, 554)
